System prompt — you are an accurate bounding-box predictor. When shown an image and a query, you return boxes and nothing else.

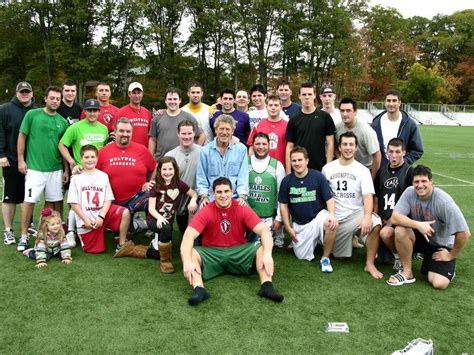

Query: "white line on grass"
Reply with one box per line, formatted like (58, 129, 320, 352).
(433, 172, 474, 185)
(436, 184, 474, 187)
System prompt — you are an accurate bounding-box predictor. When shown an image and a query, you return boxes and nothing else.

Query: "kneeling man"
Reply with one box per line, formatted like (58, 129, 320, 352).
(322, 132, 382, 278)
(387, 165, 470, 289)
(279, 146, 337, 272)
(180, 177, 284, 305)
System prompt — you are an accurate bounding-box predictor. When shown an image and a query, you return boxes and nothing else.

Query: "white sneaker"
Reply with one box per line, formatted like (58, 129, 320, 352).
(17, 234, 29, 252)
(3, 229, 16, 245)
(320, 257, 333, 273)
(392, 338, 433, 355)
(66, 231, 77, 248)
(273, 229, 284, 249)
(149, 233, 159, 250)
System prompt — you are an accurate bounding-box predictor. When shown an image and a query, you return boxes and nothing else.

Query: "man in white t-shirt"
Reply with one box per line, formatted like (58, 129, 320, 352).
(181, 82, 213, 144)
(319, 84, 342, 126)
(322, 132, 383, 279)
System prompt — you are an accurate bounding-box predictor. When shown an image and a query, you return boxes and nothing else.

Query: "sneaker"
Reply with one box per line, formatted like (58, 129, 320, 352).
(17, 234, 29, 252)
(27, 223, 37, 237)
(352, 235, 364, 248)
(66, 231, 77, 248)
(22, 248, 33, 257)
(3, 229, 16, 245)
(413, 252, 424, 261)
(149, 233, 159, 250)
(114, 238, 130, 253)
(273, 229, 284, 249)
(392, 338, 433, 355)
(320, 257, 333, 273)
(393, 258, 403, 273)
(132, 214, 147, 232)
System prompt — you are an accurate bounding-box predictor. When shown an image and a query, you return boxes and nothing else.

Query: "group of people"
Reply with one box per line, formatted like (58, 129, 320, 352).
(0, 79, 470, 306)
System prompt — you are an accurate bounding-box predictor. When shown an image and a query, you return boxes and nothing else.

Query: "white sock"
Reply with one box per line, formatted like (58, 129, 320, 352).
(68, 209, 77, 231)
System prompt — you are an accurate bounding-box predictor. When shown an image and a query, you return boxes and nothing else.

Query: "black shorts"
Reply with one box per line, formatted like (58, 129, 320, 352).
(2, 166, 25, 204)
(414, 231, 456, 281)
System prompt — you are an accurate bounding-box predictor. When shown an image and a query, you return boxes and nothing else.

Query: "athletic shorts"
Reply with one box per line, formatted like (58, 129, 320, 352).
(24, 169, 63, 203)
(195, 241, 261, 281)
(333, 210, 382, 258)
(78, 204, 126, 254)
(293, 209, 329, 261)
(2, 166, 25, 204)
(414, 231, 456, 281)
(117, 190, 148, 214)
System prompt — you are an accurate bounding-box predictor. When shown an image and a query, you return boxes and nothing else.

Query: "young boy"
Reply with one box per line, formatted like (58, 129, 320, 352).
(67, 145, 130, 253)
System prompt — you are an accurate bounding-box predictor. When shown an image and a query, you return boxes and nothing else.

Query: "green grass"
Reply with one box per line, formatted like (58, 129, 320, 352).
(1, 126, 473, 354)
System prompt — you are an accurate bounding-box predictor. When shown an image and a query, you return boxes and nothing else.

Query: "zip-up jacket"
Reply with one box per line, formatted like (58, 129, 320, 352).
(371, 110, 423, 166)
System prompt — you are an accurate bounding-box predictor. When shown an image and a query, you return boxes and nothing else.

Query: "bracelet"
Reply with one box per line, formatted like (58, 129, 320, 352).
(98, 214, 105, 220)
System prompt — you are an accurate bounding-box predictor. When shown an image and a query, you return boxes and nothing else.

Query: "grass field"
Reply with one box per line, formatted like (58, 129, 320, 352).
(0, 126, 473, 354)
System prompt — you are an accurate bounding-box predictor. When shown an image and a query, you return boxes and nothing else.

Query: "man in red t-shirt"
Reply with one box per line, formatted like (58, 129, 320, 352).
(247, 95, 289, 171)
(96, 118, 156, 218)
(113, 82, 152, 147)
(80, 82, 118, 132)
(180, 177, 284, 305)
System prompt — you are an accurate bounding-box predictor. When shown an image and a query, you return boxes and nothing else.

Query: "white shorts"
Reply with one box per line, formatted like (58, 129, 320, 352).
(24, 169, 63, 203)
(293, 209, 329, 261)
(333, 209, 382, 258)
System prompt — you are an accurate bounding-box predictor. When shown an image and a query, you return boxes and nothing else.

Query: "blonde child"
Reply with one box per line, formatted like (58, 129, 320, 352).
(23, 208, 72, 268)
(147, 156, 198, 273)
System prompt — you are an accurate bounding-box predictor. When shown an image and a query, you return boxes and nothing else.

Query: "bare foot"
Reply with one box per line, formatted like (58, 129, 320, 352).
(364, 264, 383, 279)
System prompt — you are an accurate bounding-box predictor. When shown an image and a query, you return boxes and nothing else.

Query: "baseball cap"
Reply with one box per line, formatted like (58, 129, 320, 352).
(16, 82, 33, 92)
(83, 99, 100, 110)
(320, 84, 336, 95)
(128, 82, 143, 92)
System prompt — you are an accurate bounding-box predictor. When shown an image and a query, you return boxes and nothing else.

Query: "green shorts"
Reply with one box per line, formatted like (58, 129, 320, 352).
(195, 242, 261, 281)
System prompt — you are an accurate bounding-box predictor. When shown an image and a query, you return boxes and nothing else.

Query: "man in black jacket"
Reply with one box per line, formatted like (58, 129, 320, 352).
(371, 90, 423, 166)
(0, 82, 35, 245)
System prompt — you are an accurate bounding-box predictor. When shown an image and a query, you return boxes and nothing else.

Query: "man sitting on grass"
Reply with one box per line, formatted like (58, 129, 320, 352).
(180, 177, 284, 306)
(387, 165, 470, 289)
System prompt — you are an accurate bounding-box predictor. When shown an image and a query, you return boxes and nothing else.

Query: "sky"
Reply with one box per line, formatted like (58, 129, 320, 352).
(369, 0, 473, 18)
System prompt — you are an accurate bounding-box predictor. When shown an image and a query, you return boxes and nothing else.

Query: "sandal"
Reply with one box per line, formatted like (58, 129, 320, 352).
(386, 273, 416, 286)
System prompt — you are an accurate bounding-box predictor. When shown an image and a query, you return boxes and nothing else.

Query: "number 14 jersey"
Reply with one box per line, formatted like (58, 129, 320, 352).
(68, 169, 115, 232)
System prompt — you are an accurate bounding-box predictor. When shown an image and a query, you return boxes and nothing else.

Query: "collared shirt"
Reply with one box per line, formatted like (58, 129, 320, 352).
(196, 138, 249, 199)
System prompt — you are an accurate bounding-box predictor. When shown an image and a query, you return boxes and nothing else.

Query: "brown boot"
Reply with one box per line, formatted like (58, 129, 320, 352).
(158, 242, 174, 273)
(114, 240, 136, 258)
(114, 240, 148, 258)
(129, 244, 148, 258)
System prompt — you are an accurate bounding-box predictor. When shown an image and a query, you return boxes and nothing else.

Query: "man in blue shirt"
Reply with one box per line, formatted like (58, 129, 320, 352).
(197, 114, 249, 207)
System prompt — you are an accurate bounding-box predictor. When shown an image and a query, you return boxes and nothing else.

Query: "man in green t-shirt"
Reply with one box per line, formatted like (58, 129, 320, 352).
(59, 99, 108, 169)
(17, 86, 68, 252)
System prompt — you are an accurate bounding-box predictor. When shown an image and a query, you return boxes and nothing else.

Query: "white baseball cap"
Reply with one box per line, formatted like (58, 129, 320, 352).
(128, 82, 143, 92)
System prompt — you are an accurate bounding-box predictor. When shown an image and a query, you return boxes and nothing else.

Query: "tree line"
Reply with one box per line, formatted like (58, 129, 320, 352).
(0, 0, 472, 106)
